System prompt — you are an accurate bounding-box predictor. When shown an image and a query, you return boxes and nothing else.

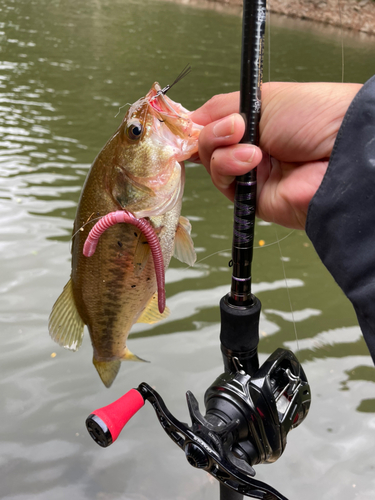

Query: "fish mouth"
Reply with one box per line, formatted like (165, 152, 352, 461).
(148, 83, 188, 122)
(144, 82, 202, 166)
(147, 82, 199, 147)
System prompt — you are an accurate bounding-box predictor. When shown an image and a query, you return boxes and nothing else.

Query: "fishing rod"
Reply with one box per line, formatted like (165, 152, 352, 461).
(84, 1, 311, 499)
(221, 0, 266, 379)
(218, 0, 267, 498)
(219, 1, 286, 498)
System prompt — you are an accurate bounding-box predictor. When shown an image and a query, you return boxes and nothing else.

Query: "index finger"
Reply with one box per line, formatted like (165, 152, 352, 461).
(189, 83, 288, 127)
(190, 92, 240, 126)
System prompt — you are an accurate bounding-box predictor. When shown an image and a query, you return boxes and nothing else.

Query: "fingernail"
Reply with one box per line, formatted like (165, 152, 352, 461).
(232, 144, 256, 163)
(213, 115, 235, 138)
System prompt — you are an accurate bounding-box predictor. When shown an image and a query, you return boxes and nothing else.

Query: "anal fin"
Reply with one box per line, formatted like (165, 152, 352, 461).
(121, 346, 149, 363)
(136, 292, 170, 324)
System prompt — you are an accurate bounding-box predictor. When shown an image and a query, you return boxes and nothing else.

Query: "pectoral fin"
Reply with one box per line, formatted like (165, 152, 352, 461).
(136, 292, 170, 324)
(48, 278, 85, 351)
(173, 216, 196, 266)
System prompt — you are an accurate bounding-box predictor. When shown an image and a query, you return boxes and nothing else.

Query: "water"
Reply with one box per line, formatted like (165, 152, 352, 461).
(1, 0, 375, 499)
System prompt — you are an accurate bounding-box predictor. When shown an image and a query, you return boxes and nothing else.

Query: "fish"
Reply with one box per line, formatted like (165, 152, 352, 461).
(48, 79, 202, 388)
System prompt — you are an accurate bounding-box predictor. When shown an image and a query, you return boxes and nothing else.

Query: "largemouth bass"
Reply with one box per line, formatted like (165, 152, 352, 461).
(49, 81, 201, 387)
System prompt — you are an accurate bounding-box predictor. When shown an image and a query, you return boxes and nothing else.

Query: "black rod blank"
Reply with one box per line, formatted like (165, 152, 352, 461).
(230, 0, 266, 306)
(221, 3, 266, 499)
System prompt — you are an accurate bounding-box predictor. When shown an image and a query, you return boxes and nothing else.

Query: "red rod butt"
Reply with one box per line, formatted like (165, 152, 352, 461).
(86, 389, 145, 447)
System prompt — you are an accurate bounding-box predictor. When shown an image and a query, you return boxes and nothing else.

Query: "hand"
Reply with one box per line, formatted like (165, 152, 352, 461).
(190, 82, 362, 229)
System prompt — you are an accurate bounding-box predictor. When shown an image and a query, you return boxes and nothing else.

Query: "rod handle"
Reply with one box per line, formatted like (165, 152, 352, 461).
(86, 389, 145, 447)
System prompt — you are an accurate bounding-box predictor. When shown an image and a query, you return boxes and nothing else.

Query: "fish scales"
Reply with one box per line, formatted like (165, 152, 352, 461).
(74, 207, 179, 361)
(49, 82, 201, 387)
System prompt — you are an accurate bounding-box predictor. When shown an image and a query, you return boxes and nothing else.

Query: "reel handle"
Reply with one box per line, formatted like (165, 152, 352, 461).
(86, 388, 145, 447)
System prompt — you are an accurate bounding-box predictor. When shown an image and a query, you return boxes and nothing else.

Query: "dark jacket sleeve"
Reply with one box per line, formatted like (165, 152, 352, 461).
(306, 76, 375, 364)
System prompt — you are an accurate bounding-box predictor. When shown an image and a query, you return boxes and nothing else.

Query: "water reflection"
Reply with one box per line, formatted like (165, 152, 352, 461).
(1, 0, 375, 499)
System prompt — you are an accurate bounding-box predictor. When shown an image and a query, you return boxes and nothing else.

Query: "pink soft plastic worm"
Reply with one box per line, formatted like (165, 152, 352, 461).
(83, 210, 165, 313)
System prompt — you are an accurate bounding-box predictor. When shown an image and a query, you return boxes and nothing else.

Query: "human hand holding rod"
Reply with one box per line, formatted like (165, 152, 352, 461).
(190, 81, 362, 229)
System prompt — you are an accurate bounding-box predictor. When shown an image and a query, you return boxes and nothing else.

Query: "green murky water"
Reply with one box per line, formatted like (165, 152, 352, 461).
(1, 0, 375, 499)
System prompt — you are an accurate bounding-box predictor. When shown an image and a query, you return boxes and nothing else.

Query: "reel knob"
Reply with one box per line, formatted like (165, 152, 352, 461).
(86, 388, 145, 447)
(86, 414, 113, 448)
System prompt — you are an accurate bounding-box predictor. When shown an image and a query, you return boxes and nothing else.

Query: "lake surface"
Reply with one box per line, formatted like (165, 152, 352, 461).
(1, 1, 375, 499)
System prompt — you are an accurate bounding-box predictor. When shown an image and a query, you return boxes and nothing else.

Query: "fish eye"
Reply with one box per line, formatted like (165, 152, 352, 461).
(126, 122, 143, 141)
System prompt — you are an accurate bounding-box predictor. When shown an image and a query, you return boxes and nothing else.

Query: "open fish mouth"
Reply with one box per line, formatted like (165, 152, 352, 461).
(148, 64, 192, 118)
(146, 82, 202, 153)
(147, 83, 193, 137)
(148, 84, 184, 116)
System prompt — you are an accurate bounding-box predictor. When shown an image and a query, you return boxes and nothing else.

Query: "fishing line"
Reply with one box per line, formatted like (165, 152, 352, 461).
(338, 0, 345, 82)
(262, 0, 346, 355)
(70, 216, 103, 254)
(71, 216, 103, 241)
(115, 103, 132, 118)
(265, 4, 300, 354)
(254, 229, 295, 248)
(181, 230, 295, 271)
(153, 64, 192, 99)
(274, 226, 300, 353)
